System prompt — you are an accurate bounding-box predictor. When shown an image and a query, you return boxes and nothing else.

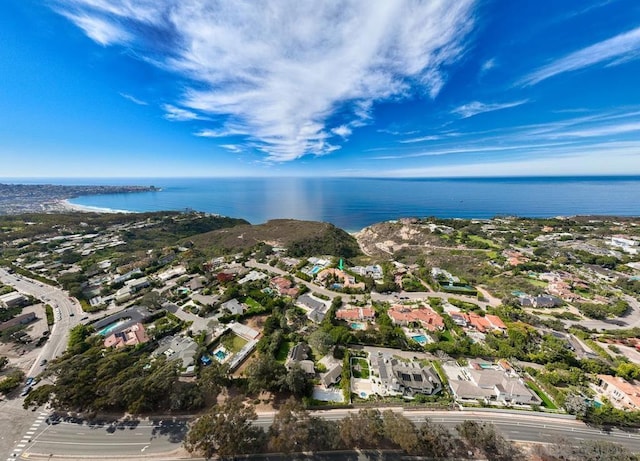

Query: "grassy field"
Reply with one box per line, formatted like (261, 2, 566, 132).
(245, 297, 262, 310)
(351, 357, 370, 379)
(468, 235, 500, 249)
(526, 381, 557, 409)
(222, 333, 249, 353)
(275, 341, 292, 362)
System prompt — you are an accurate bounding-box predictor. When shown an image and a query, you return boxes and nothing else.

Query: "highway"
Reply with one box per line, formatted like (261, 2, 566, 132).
(17, 418, 187, 459)
(15, 409, 640, 459)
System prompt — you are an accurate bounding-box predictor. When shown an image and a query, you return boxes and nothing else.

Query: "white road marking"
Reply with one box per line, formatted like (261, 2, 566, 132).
(141, 445, 149, 452)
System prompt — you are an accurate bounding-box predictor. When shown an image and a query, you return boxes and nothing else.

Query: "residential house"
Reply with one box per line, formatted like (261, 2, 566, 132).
(104, 323, 149, 348)
(316, 268, 365, 290)
(598, 375, 640, 411)
(238, 270, 268, 285)
(297, 294, 327, 323)
(388, 305, 444, 332)
(519, 295, 562, 308)
(445, 361, 540, 406)
(371, 354, 442, 398)
(152, 335, 199, 374)
(335, 306, 375, 322)
(449, 312, 506, 333)
(221, 298, 246, 316)
(270, 276, 300, 297)
(286, 343, 315, 374)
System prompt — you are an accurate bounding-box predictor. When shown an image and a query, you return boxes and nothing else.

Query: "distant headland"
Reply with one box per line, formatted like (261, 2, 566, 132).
(0, 183, 160, 215)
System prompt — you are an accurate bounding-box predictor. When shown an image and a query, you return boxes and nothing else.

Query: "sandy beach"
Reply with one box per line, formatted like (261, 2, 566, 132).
(48, 199, 133, 214)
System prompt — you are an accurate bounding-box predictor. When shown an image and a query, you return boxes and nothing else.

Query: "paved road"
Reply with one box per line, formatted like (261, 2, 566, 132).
(246, 260, 492, 308)
(18, 418, 187, 459)
(6, 407, 640, 459)
(0, 268, 86, 377)
(564, 294, 640, 331)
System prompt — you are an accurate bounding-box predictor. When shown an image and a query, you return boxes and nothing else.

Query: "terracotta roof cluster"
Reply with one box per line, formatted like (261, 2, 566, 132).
(598, 374, 640, 410)
(270, 276, 299, 297)
(388, 306, 444, 331)
(104, 323, 149, 348)
(336, 306, 375, 321)
(451, 311, 507, 333)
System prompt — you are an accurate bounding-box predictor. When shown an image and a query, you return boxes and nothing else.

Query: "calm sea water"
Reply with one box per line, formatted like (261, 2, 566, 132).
(14, 177, 640, 232)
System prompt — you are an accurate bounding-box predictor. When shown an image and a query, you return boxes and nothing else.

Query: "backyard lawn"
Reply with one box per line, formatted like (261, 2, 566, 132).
(222, 333, 249, 353)
(526, 381, 557, 409)
(351, 357, 370, 379)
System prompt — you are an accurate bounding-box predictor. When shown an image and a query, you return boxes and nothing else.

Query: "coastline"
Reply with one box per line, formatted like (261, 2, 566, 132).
(56, 199, 133, 214)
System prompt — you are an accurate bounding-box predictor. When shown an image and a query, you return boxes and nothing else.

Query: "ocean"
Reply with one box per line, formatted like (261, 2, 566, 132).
(27, 176, 640, 232)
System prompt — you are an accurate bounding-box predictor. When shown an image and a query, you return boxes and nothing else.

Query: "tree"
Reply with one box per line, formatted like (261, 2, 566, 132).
(245, 354, 285, 394)
(0, 370, 25, 395)
(381, 410, 420, 454)
(283, 364, 313, 398)
(339, 409, 385, 449)
(456, 420, 524, 461)
(308, 329, 334, 356)
(535, 437, 639, 461)
(417, 418, 461, 459)
(184, 397, 265, 459)
(616, 362, 640, 381)
(199, 361, 229, 402)
(268, 398, 340, 453)
(0, 356, 7, 371)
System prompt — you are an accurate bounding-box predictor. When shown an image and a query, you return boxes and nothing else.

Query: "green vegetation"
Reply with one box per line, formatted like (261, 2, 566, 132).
(0, 370, 25, 395)
(221, 333, 248, 353)
(45, 304, 54, 326)
(526, 381, 557, 409)
(351, 357, 370, 379)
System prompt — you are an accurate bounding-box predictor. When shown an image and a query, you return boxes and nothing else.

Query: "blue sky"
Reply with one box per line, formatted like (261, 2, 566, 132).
(1, 0, 640, 178)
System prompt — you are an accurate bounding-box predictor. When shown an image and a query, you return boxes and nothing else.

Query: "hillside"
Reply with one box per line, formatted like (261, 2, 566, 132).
(355, 219, 452, 258)
(187, 219, 361, 257)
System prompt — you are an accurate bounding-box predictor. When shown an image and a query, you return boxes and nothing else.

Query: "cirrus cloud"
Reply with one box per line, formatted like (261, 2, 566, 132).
(53, 0, 476, 161)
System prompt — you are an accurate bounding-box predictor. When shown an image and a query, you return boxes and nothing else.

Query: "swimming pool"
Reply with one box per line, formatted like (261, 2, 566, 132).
(411, 334, 428, 345)
(311, 266, 322, 274)
(350, 322, 366, 330)
(98, 319, 127, 336)
(213, 347, 229, 362)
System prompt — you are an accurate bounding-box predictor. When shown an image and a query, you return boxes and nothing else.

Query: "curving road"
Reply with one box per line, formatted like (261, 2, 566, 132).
(0, 268, 87, 377)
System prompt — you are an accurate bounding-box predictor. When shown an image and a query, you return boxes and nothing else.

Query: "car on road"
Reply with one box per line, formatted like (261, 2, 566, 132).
(20, 385, 32, 397)
(25, 377, 35, 386)
(39, 358, 48, 366)
(69, 312, 74, 316)
(81, 316, 88, 321)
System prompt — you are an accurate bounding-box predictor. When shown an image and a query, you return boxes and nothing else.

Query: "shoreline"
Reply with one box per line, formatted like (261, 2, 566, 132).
(56, 199, 133, 214)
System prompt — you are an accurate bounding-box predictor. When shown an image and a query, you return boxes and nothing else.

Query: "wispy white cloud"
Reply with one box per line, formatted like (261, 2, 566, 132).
(119, 92, 147, 105)
(220, 144, 242, 153)
(162, 104, 206, 122)
(53, 0, 477, 161)
(520, 26, 640, 86)
(480, 58, 496, 74)
(451, 100, 528, 118)
(332, 125, 352, 138)
(400, 135, 446, 144)
(60, 10, 131, 45)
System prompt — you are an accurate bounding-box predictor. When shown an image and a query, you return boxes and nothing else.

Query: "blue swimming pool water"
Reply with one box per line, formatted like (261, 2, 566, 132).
(214, 349, 228, 360)
(350, 322, 366, 330)
(98, 319, 127, 336)
(412, 334, 428, 345)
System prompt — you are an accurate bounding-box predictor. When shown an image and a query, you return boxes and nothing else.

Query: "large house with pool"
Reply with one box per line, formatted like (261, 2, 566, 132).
(370, 353, 442, 399)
